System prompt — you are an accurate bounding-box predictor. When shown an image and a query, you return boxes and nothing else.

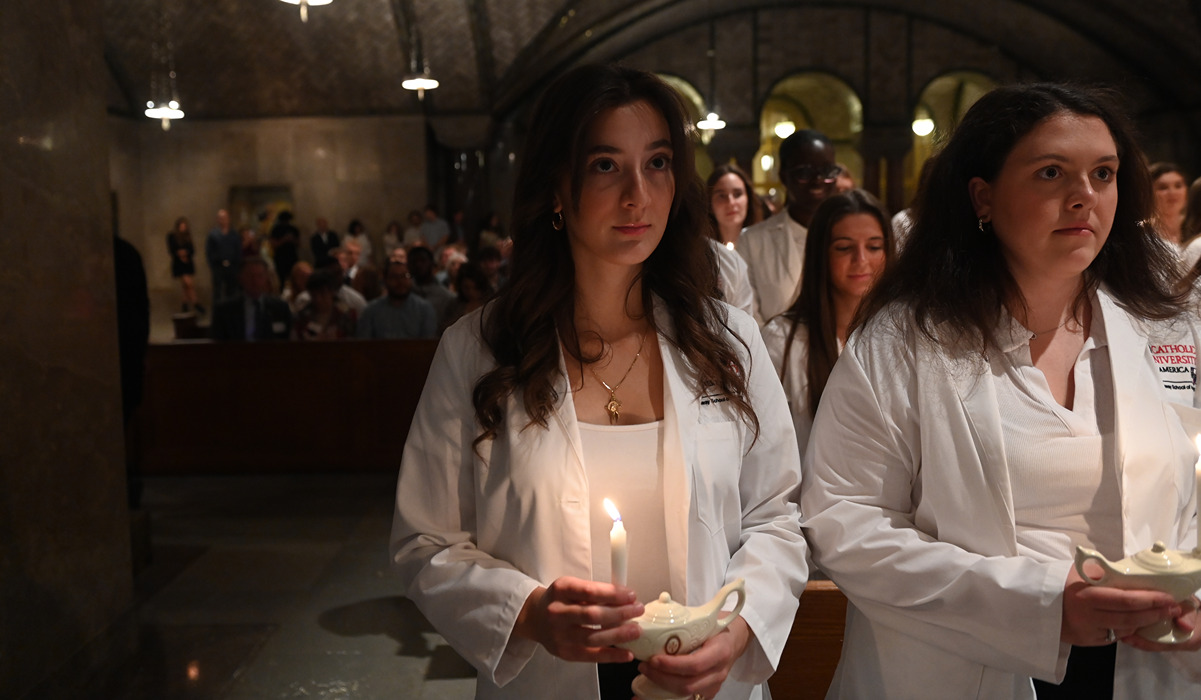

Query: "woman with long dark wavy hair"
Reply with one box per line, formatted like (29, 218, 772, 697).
(762, 188, 893, 454)
(802, 83, 1201, 698)
(390, 64, 806, 700)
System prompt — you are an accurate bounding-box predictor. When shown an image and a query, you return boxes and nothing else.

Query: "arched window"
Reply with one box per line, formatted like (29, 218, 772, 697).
(904, 71, 997, 205)
(658, 73, 715, 177)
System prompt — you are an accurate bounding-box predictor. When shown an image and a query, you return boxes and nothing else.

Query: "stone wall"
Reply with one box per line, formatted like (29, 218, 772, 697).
(0, 0, 133, 696)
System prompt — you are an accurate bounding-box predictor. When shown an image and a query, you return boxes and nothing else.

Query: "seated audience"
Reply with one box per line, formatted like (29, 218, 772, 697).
(408, 246, 454, 319)
(341, 239, 363, 282)
(356, 259, 437, 339)
(351, 263, 383, 302)
(436, 246, 467, 290)
(293, 269, 356, 340)
(382, 220, 404, 261)
(473, 245, 505, 291)
(281, 261, 313, 314)
(402, 210, 425, 249)
(419, 205, 451, 251)
(439, 261, 493, 333)
(293, 257, 368, 316)
(345, 219, 374, 267)
(210, 256, 292, 341)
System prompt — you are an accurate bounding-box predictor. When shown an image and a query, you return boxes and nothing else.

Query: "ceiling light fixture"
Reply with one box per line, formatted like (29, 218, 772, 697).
(402, 61, 439, 100)
(697, 112, 726, 130)
(280, 0, 332, 23)
(911, 117, 935, 136)
(145, 1, 184, 131)
(696, 21, 725, 135)
(401, 19, 438, 101)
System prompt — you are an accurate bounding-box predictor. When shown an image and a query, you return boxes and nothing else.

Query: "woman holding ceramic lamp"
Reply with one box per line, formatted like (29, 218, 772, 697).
(390, 64, 806, 700)
(802, 83, 1201, 698)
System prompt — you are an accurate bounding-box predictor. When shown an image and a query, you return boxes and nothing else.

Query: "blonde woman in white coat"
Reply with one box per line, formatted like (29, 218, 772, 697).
(762, 189, 893, 456)
(802, 83, 1201, 699)
(390, 65, 807, 700)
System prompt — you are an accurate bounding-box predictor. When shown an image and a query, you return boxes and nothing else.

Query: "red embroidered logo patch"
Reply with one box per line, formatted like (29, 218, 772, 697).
(1150, 343, 1197, 391)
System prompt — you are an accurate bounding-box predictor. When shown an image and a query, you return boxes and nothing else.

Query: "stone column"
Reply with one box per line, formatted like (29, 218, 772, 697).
(858, 124, 915, 215)
(0, 0, 134, 696)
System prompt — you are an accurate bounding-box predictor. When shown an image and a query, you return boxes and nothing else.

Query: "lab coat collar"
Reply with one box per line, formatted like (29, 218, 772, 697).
(952, 286, 1181, 555)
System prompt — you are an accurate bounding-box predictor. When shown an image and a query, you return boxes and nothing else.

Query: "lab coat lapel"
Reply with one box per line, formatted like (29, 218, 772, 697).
(654, 305, 693, 603)
(546, 342, 593, 578)
(948, 348, 1019, 553)
(1099, 291, 1178, 550)
(550, 345, 587, 477)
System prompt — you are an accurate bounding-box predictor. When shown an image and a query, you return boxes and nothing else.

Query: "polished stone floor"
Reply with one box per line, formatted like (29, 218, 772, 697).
(107, 473, 476, 699)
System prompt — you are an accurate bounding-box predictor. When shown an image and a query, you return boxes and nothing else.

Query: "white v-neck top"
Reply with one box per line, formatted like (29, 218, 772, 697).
(996, 295, 1123, 562)
(579, 420, 672, 603)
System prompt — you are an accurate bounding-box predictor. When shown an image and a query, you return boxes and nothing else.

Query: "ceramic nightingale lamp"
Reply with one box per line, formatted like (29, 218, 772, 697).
(616, 578, 746, 700)
(1075, 542, 1201, 643)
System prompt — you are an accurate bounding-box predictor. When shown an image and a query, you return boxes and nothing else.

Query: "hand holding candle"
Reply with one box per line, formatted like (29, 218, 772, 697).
(603, 498, 627, 586)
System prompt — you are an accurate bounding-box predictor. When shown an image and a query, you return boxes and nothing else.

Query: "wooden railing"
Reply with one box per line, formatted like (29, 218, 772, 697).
(139, 339, 439, 474)
(768, 580, 848, 699)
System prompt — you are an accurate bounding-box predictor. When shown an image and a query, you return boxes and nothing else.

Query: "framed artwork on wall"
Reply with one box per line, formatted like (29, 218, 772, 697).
(228, 184, 294, 239)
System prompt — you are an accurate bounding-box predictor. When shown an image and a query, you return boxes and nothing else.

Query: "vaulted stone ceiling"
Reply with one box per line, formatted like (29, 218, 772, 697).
(104, 0, 1201, 124)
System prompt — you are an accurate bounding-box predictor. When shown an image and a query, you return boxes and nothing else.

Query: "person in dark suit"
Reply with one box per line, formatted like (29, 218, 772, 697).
(310, 216, 340, 268)
(210, 256, 292, 341)
(269, 210, 300, 287)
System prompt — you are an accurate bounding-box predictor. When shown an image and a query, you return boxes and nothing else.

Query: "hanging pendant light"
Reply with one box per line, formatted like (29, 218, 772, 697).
(145, 99, 184, 131)
(402, 63, 439, 100)
(145, 2, 184, 131)
(280, 0, 332, 23)
(696, 22, 724, 136)
(697, 112, 726, 130)
(402, 25, 438, 101)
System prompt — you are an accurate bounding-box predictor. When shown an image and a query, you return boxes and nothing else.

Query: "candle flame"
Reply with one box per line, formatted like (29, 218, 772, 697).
(603, 498, 621, 522)
(1195, 434, 1201, 453)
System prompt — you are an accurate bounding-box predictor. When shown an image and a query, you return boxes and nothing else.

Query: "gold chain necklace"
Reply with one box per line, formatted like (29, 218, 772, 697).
(587, 329, 649, 425)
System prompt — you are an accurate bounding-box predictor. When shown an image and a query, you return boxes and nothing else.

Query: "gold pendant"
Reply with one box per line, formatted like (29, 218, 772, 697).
(605, 396, 621, 424)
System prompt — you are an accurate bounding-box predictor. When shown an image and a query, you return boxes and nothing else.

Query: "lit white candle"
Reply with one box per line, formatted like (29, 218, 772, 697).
(603, 498, 627, 586)
(1194, 436, 1201, 525)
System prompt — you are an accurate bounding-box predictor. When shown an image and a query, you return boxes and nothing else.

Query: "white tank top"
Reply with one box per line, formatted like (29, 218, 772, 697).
(579, 420, 672, 603)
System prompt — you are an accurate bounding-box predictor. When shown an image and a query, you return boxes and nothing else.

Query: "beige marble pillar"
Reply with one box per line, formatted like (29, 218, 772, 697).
(0, 0, 134, 696)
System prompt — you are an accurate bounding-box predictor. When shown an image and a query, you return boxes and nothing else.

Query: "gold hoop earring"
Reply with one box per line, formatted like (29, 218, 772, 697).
(552, 211, 565, 231)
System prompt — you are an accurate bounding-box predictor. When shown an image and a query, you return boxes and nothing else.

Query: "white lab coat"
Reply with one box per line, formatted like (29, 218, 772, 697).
(391, 301, 807, 700)
(711, 238, 756, 318)
(761, 318, 814, 457)
(801, 288, 1201, 699)
(735, 210, 807, 325)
